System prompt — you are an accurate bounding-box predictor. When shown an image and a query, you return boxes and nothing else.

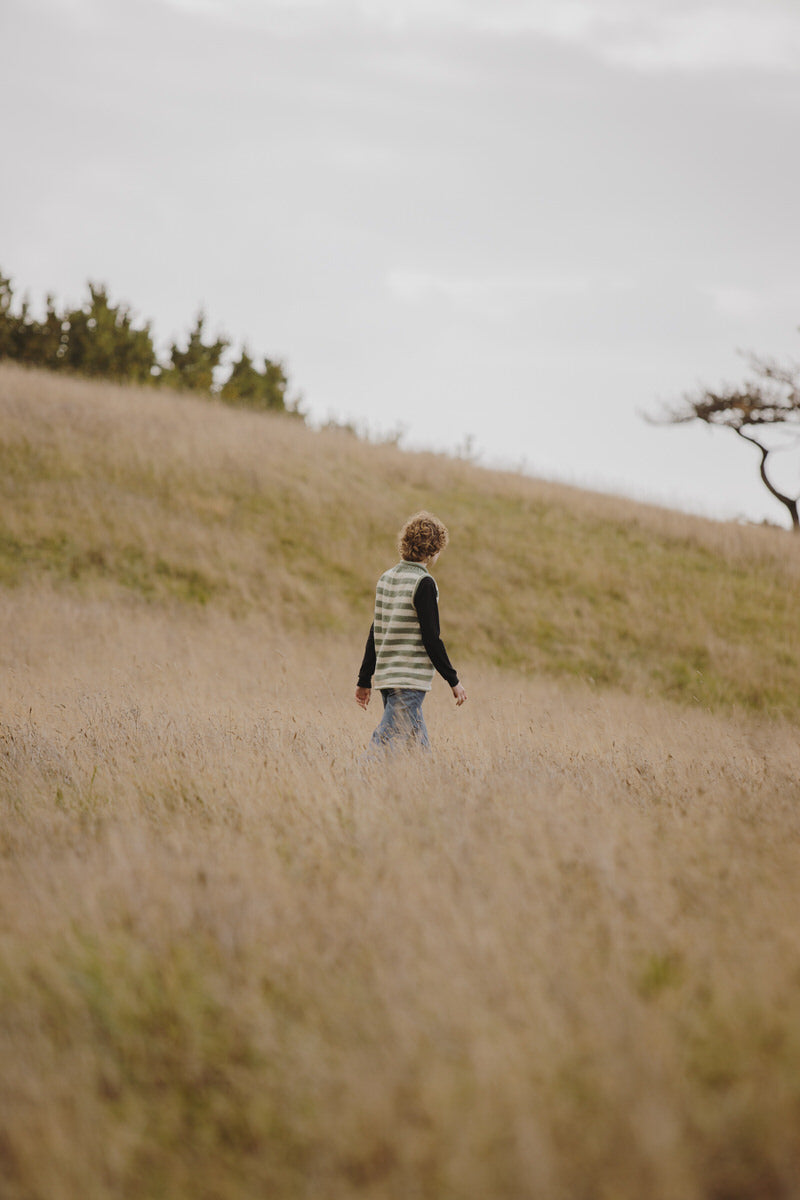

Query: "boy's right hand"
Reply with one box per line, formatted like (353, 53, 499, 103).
(452, 683, 467, 706)
(355, 686, 371, 710)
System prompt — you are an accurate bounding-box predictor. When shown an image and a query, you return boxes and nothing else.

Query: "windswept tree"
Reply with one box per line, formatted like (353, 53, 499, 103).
(61, 284, 157, 383)
(163, 312, 228, 393)
(22, 294, 69, 367)
(0, 274, 67, 367)
(653, 340, 800, 532)
(219, 346, 295, 412)
(0, 272, 17, 359)
(1, 274, 156, 380)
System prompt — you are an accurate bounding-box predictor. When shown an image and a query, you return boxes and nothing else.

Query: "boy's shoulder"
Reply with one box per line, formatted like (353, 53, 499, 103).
(375, 562, 437, 603)
(378, 560, 429, 583)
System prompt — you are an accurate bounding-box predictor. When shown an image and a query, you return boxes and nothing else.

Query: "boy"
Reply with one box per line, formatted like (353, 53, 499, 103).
(355, 511, 467, 751)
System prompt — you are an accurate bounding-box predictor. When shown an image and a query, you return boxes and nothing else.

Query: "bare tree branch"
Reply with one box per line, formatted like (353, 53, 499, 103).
(734, 428, 800, 531)
(647, 334, 800, 530)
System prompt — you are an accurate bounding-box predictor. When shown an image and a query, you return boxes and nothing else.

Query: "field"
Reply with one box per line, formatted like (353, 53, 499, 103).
(2, 363, 800, 1199)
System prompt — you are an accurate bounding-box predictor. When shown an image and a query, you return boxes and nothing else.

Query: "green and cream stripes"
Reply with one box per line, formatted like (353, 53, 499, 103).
(372, 560, 436, 691)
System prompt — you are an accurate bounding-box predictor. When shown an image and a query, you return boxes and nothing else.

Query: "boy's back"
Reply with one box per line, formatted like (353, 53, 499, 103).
(373, 560, 437, 691)
(355, 511, 467, 752)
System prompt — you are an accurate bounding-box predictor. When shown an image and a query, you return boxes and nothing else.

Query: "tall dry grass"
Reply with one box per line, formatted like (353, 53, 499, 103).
(3, 584, 800, 1199)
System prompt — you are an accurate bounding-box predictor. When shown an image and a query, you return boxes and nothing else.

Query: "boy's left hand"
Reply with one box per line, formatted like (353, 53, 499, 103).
(355, 686, 371, 710)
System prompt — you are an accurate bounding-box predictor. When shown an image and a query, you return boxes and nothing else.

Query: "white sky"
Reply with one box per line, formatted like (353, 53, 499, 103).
(3, 0, 800, 525)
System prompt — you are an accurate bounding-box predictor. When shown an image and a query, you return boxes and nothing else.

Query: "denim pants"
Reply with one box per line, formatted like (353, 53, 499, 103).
(369, 688, 430, 752)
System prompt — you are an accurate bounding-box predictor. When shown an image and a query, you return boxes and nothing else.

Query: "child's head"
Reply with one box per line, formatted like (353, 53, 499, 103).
(398, 511, 449, 563)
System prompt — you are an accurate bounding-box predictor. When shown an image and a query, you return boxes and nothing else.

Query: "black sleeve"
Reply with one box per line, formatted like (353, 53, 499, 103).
(357, 623, 376, 688)
(413, 577, 459, 687)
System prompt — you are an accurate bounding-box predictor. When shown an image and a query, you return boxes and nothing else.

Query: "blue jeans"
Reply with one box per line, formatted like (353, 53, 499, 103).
(369, 688, 430, 753)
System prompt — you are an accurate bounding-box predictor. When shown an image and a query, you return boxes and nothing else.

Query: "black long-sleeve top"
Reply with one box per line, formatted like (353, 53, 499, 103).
(357, 575, 459, 689)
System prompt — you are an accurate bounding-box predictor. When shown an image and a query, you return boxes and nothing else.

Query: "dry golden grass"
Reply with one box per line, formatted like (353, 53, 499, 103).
(3, 362, 800, 717)
(3, 584, 800, 1200)
(4, 364, 800, 1198)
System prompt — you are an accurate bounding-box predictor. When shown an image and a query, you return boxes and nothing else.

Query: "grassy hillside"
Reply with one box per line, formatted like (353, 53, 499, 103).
(3, 364, 800, 1199)
(1, 362, 798, 717)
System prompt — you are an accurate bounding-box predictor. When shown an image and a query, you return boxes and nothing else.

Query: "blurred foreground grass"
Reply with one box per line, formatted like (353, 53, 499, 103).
(2, 591, 800, 1199)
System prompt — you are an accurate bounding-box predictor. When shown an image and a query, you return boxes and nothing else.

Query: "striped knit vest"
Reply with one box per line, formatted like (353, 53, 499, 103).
(372, 561, 437, 691)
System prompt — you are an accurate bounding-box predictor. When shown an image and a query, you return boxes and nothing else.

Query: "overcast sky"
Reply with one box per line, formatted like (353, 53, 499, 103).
(3, 0, 800, 525)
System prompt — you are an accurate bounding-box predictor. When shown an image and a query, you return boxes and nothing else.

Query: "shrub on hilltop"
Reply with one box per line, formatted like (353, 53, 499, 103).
(0, 269, 302, 416)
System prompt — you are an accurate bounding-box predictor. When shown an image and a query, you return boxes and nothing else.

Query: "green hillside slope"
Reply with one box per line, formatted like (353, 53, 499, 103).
(2, 363, 798, 718)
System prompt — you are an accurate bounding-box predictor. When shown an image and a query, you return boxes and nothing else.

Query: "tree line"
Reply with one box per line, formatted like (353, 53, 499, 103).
(0, 270, 302, 416)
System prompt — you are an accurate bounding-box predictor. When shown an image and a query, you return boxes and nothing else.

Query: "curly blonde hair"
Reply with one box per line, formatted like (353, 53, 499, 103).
(398, 511, 449, 562)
